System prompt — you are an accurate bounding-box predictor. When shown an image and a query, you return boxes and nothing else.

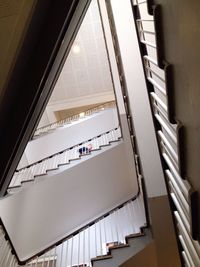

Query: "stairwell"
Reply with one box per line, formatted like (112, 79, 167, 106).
(131, 0, 200, 266)
(0, 95, 144, 266)
(0, 187, 149, 267)
(1, 0, 198, 266)
(92, 227, 152, 267)
(8, 127, 122, 195)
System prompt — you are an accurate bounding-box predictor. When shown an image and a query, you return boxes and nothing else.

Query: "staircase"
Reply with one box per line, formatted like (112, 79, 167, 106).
(0, 184, 149, 267)
(92, 227, 151, 267)
(0, 100, 145, 267)
(34, 102, 116, 139)
(2, 0, 198, 266)
(132, 0, 200, 266)
(8, 127, 122, 194)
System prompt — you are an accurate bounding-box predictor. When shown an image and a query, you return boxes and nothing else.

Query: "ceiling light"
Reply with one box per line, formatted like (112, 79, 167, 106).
(79, 112, 85, 118)
(72, 44, 80, 54)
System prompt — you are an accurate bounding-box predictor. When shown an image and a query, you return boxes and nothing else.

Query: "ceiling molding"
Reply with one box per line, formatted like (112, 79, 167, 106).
(47, 90, 114, 109)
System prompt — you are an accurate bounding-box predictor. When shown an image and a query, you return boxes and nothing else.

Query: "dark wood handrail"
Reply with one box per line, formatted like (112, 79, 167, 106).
(16, 127, 120, 172)
(0, 187, 143, 265)
(34, 101, 116, 135)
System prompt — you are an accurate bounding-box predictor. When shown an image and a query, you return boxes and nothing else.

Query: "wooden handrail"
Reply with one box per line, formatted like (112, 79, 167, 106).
(16, 127, 120, 173)
(0, 190, 143, 265)
(34, 101, 116, 136)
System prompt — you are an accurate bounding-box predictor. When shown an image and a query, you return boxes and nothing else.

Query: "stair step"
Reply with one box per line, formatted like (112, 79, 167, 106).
(92, 231, 152, 267)
(92, 231, 147, 264)
(136, 19, 154, 22)
(126, 232, 145, 239)
(140, 40, 156, 48)
(8, 128, 122, 193)
(91, 254, 112, 262)
(143, 55, 158, 66)
(109, 243, 130, 251)
(147, 77, 166, 95)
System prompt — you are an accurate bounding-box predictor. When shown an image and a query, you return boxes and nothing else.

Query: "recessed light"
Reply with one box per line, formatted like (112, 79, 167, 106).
(72, 44, 80, 54)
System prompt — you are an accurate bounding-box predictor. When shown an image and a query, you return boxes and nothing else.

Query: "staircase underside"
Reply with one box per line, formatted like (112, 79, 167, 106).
(152, 0, 200, 237)
(0, 141, 138, 263)
(120, 241, 157, 267)
(92, 228, 153, 267)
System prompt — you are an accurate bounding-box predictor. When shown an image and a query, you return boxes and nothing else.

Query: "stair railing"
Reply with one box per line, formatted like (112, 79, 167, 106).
(8, 127, 122, 192)
(103, 0, 150, 228)
(132, 1, 200, 266)
(1, 177, 146, 266)
(34, 101, 116, 138)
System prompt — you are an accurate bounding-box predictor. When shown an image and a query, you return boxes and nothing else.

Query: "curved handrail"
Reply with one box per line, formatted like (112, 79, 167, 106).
(1, 177, 146, 265)
(133, 0, 199, 265)
(34, 101, 116, 137)
(9, 127, 122, 189)
(16, 127, 121, 173)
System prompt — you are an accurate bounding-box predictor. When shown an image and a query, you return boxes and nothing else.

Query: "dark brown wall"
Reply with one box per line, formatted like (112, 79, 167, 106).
(152, 0, 200, 236)
(0, 0, 91, 196)
(0, 0, 36, 98)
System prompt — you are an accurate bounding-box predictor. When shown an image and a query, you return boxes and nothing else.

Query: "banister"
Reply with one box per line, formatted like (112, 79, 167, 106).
(0, 189, 144, 265)
(175, 211, 200, 266)
(162, 153, 190, 200)
(16, 127, 120, 173)
(132, 0, 200, 265)
(165, 170, 189, 215)
(34, 101, 116, 137)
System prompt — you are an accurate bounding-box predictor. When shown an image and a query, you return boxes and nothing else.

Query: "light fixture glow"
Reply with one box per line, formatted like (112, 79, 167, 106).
(79, 112, 85, 118)
(72, 44, 80, 54)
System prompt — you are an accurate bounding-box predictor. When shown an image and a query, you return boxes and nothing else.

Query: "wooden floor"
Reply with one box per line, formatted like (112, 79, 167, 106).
(153, 0, 200, 238)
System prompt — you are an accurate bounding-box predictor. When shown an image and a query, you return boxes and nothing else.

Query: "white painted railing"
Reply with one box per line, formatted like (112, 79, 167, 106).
(34, 102, 116, 138)
(0, 186, 146, 267)
(8, 128, 122, 191)
(175, 211, 200, 267)
(133, 1, 200, 266)
(0, 226, 18, 267)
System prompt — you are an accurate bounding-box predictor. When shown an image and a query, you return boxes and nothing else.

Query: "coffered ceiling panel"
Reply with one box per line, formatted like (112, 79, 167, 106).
(49, 0, 114, 105)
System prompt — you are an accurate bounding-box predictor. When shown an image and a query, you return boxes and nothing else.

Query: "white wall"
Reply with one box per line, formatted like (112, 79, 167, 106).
(98, 1, 138, 197)
(110, 0, 167, 197)
(37, 110, 51, 129)
(45, 0, 115, 125)
(54, 194, 145, 267)
(46, 91, 115, 124)
(17, 153, 29, 170)
(23, 108, 119, 166)
(0, 141, 138, 262)
(98, 0, 126, 116)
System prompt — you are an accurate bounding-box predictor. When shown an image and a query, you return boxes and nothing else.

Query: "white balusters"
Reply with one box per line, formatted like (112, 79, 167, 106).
(70, 237, 74, 267)
(134, 1, 200, 265)
(0, 194, 146, 267)
(88, 227, 91, 267)
(34, 162, 43, 176)
(9, 127, 122, 191)
(0, 230, 18, 267)
(34, 102, 116, 137)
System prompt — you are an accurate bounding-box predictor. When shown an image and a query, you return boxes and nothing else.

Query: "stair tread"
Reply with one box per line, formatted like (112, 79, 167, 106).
(143, 55, 158, 66)
(91, 254, 112, 262)
(9, 128, 121, 192)
(126, 232, 145, 239)
(109, 243, 130, 250)
(91, 232, 147, 263)
(140, 40, 156, 48)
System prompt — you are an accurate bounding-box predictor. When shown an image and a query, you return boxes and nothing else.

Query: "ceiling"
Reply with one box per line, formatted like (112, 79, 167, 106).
(38, 0, 115, 128)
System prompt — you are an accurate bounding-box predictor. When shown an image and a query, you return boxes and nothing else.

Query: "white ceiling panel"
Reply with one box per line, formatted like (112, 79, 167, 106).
(47, 0, 114, 108)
